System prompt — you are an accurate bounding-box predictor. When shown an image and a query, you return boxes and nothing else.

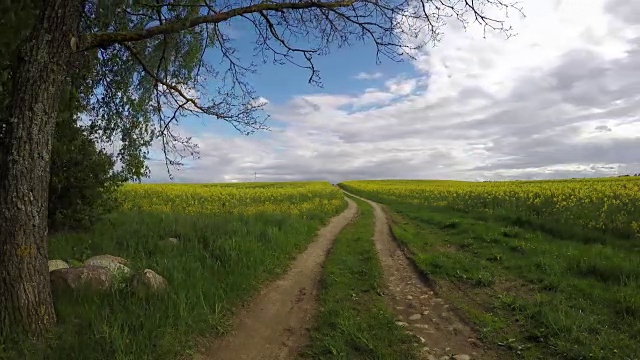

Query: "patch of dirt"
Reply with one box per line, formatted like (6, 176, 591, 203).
(347, 192, 498, 360)
(194, 198, 357, 360)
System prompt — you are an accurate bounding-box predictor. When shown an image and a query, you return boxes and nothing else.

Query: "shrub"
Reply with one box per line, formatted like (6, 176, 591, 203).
(48, 88, 124, 231)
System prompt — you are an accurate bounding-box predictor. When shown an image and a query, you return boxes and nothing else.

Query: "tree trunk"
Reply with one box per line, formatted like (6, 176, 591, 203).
(0, 0, 83, 339)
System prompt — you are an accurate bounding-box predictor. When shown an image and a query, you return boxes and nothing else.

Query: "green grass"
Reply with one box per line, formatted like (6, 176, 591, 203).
(301, 196, 418, 360)
(1, 204, 345, 360)
(341, 187, 640, 360)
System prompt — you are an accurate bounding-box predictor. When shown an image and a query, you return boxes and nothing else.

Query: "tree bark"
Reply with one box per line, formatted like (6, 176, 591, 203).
(0, 0, 83, 338)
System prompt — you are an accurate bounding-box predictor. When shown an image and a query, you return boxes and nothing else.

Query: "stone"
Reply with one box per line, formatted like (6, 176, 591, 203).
(409, 314, 422, 320)
(48, 259, 69, 272)
(130, 269, 168, 293)
(453, 323, 466, 331)
(395, 321, 409, 327)
(417, 336, 426, 343)
(453, 355, 471, 360)
(85, 254, 129, 266)
(406, 295, 413, 300)
(413, 324, 430, 329)
(467, 338, 482, 348)
(422, 310, 430, 315)
(84, 256, 131, 276)
(439, 356, 451, 360)
(50, 266, 112, 291)
(447, 325, 463, 335)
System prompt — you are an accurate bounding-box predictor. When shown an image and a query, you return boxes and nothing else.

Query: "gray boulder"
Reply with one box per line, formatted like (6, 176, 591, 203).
(130, 269, 168, 293)
(85, 254, 129, 266)
(50, 266, 112, 291)
(48, 259, 69, 272)
(84, 255, 131, 276)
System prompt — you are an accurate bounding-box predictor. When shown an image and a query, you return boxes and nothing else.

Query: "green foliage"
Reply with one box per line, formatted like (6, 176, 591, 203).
(46, 63, 125, 231)
(83, 0, 214, 177)
(3, 1, 209, 182)
(0, 0, 39, 89)
(0, 2, 126, 232)
(0, 0, 39, 144)
(48, 112, 124, 231)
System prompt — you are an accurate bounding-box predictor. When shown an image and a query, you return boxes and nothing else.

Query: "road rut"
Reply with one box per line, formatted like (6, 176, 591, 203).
(195, 197, 357, 360)
(345, 191, 496, 360)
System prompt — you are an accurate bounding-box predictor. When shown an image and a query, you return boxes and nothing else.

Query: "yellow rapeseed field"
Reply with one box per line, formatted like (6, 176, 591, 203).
(118, 181, 345, 216)
(342, 177, 640, 238)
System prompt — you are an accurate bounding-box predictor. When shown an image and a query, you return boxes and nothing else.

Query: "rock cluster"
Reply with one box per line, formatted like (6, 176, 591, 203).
(49, 252, 168, 294)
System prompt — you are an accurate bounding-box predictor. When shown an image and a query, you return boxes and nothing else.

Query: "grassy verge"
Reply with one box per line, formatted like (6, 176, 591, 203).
(301, 196, 418, 360)
(341, 190, 640, 360)
(2, 204, 345, 360)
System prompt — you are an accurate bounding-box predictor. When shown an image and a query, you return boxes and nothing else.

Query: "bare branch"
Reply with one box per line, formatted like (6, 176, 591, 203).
(82, 0, 358, 50)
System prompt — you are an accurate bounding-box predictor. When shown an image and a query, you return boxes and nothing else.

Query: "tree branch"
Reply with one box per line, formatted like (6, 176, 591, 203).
(120, 42, 234, 119)
(82, 0, 357, 50)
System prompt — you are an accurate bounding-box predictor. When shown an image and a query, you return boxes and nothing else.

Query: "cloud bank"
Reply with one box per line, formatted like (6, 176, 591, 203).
(149, 0, 640, 183)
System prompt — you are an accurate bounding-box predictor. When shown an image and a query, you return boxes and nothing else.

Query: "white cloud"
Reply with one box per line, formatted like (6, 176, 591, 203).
(385, 77, 418, 96)
(353, 71, 384, 80)
(150, 0, 640, 183)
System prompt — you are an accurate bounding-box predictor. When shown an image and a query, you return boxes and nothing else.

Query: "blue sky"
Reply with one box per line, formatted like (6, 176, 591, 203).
(147, 0, 640, 183)
(176, 21, 417, 137)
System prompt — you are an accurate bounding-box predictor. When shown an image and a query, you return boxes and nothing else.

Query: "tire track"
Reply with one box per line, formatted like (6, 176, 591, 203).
(195, 197, 357, 360)
(344, 191, 496, 360)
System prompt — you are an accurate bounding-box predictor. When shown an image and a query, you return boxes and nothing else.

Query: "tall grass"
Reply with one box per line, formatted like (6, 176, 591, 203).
(1, 182, 345, 360)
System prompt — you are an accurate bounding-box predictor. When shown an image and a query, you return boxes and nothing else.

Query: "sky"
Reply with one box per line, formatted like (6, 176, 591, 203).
(146, 0, 640, 183)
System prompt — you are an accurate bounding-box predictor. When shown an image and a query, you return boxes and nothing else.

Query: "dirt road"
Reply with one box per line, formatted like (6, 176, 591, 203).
(345, 191, 495, 360)
(196, 198, 357, 360)
(197, 191, 492, 360)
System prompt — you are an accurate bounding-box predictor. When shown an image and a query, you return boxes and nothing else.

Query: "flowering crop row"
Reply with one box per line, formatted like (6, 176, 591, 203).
(118, 181, 345, 217)
(341, 177, 640, 238)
